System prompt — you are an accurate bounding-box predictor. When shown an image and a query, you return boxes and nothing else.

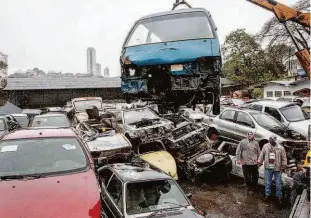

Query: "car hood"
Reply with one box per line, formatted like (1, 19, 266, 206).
(0, 169, 101, 218)
(86, 134, 131, 152)
(140, 151, 178, 180)
(288, 120, 310, 138)
(123, 39, 220, 66)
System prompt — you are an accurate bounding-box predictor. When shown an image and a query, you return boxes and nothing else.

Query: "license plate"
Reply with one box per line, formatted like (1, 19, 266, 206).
(171, 64, 183, 72)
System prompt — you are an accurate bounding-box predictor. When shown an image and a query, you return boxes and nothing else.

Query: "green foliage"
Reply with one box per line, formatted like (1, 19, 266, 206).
(222, 29, 288, 86)
(252, 88, 264, 99)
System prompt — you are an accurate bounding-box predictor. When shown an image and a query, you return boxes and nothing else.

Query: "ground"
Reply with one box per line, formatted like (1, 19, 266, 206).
(180, 177, 291, 218)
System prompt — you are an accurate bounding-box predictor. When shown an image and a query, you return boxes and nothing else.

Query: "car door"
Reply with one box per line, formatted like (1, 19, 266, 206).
(235, 112, 256, 141)
(219, 142, 242, 177)
(215, 109, 238, 141)
(100, 169, 124, 218)
(105, 174, 124, 218)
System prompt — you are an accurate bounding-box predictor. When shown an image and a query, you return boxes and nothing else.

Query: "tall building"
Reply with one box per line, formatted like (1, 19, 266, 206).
(86, 47, 96, 75)
(0, 52, 8, 77)
(95, 63, 101, 77)
(103, 67, 110, 77)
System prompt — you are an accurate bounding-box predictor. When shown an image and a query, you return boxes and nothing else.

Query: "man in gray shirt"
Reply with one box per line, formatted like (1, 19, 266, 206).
(236, 132, 260, 194)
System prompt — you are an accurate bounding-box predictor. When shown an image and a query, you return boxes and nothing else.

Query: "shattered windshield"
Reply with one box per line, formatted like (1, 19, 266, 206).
(0, 138, 88, 177)
(279, 105, 309, 122)
(126, 12, 214, 47)
(73, 100, 102, 112)
(126, 179, 189, 215)
(123, 108, 159, 124)
(251, 113, 284, 129)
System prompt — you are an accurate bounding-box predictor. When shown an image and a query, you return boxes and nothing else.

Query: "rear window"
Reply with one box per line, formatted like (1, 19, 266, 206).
(31, 115, 70, 127)
(0, 137, 88, 177)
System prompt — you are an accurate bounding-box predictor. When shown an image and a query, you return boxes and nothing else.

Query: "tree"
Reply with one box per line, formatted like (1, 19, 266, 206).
(222, 29, 287, 86)
(256, 0, 310, 49)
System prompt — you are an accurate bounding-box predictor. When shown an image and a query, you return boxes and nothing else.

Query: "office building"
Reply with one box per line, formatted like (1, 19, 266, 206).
(95, 63, 102, 77)
(86, 47, 96, 75)
(104, 67, 110, 77)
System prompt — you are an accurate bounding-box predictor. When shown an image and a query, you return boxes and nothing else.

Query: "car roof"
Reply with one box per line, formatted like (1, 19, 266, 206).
(71, 97, 102, 102)
(250, 100, 296, 108)
(11, 114, 29, 117)
(107, 163, 171, 182)
(1, 128, 75, 140)
(33, 113, 67, 118)
(223, 106, 262, 115)
(139, 8, 210, 20)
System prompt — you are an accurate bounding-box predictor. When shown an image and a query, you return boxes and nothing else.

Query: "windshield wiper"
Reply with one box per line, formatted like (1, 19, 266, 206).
(146, 203, 183, 218)
(0, 174, 45, 181)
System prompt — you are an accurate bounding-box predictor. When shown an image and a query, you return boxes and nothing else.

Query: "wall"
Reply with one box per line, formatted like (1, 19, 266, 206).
(263, 81, 310, 98)
(9, 88, 122, 108)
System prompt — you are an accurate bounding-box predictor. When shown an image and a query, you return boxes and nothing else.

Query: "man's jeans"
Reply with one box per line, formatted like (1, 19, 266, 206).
(264, 168, 282, 199)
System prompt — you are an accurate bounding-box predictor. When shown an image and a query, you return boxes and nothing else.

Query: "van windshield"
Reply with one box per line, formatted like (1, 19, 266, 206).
(126, 12, 214, 47)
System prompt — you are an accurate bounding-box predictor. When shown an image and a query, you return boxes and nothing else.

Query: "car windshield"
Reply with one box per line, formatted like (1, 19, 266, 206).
(251, 113, 284, 129)
(31, 116, 70, 127)
(0, 118, 6, 131)
(126, 12, 214, 47)
(73, 99, 102, 112)
(126, 179, 189, 215)
(280, 105, 309, 122)
(0, 137, 88, 177)
(124, 108, 159, 124)
(13, 116, 29, 127)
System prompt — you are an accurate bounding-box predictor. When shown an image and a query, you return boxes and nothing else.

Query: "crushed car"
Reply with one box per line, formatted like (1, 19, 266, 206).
(120, 8, 222, 114)
(75, 117, 132, 168)
(98, 163, 203, 218)
(162, 121, 231, 181)
(111, 107, 174, 146)
(136, 140, 178, 180)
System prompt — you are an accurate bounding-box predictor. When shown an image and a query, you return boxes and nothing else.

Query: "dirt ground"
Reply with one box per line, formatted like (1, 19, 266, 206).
(180, 177, 291, 218)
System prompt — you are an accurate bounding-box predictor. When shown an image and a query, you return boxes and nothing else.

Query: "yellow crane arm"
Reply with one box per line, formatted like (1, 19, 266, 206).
(247, 0, 310, 28)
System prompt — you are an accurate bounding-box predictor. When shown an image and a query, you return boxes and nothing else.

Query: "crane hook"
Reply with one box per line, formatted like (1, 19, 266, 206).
(172, 0, 192, 10)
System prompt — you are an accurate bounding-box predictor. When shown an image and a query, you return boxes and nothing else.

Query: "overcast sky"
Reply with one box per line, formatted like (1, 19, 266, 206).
(0, 0, 298, 76)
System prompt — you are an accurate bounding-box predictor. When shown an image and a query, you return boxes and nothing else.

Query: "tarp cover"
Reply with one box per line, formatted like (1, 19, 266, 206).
(0, 102, 22, 115)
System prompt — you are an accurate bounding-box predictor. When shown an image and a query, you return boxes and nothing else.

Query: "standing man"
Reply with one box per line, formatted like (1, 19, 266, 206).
(258, 136, 287, 204)
(236, 132, 260, 194)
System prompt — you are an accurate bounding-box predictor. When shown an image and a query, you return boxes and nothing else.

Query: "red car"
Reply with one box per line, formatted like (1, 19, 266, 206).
(0, 128, 101, 218)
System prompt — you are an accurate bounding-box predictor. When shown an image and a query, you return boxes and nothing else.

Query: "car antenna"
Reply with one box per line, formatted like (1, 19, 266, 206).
(172, 0, 192, 10)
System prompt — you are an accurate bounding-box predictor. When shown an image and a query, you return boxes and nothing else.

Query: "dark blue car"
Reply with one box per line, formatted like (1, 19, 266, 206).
(120, 8, 222, 114)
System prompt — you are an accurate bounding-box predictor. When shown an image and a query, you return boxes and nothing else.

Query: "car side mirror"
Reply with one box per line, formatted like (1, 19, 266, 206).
(98, 157, 108, 166)
(186, 193, 192, 199)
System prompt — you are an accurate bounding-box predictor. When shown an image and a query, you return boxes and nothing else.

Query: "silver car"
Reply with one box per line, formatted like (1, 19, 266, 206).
(245, 101, 310, 138)
(112, 107, 174, 144)
(208, 107, 307, 153)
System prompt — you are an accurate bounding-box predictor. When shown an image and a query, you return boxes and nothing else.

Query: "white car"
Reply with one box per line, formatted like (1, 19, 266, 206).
(245, 101, 310, 138)
(218, 141, 293, 188)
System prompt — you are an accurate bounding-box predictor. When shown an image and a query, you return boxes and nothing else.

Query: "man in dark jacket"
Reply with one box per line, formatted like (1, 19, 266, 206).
(236, 132, 260, 194)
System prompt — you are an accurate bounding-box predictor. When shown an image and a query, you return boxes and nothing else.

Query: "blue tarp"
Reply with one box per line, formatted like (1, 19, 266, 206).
(0, 102, 22, 115)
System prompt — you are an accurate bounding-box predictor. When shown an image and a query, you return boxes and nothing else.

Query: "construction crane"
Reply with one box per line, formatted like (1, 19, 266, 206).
(247, 0, 310, 79)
